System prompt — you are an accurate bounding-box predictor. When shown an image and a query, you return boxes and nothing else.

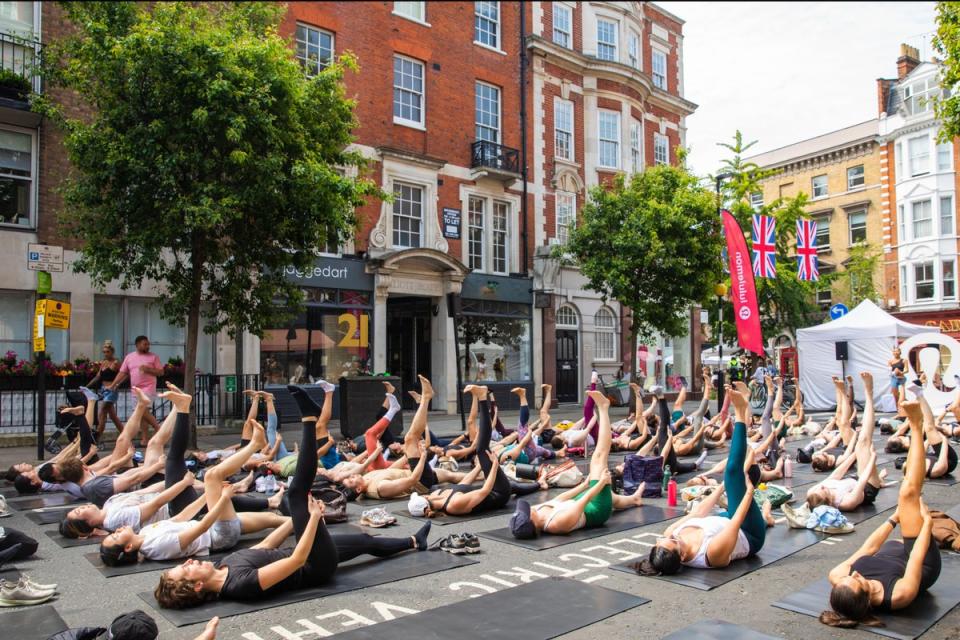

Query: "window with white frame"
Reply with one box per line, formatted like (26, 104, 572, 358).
(811, 174, 828, 198)
(814, 217, 830, 250)
(475, 1, 500, 49)
(0, 127, 34, 228)
(598, 110, 620, 169)
(848, 209, 867, 244)
(0, 290, 69, 364)
(847, 165, 865, 190)
(652, 49, 667, 89)
(594, 307, 616, 360)
(915, 261, 935, 300)
(556, 191, 575, 244)
(628, 31, 640, 68)
(596, 19, 617, 61)
(552, 3, 571, 48)
(556, 304, 578, 327)
(492, 202, 509, 274)
(912, 199, 933, 239)
(898, 204, 906, 242)
(295, 24, 334, 77)
(816, 281, 833, 306)
(903, 77, 936, 116)
(393, 56, 424, 127)
(938, 141, 953, 171)
(944, 260, 956, 299)
(750, 192, 764, 211)
(900, 265, 908, 304)
(908, 135, 930, 176)
(630, 121, 641, 172)
(394, 1, 425, 22)
(896, 141, 904, 179)
(654, 132, 669, 165)
(941, 195, 954, 235)
(468, 196, 485, 270)
(554, 99, 573, 161)
(475, 82, 500, 143)
(0, 1, 35, 35)
(392, 182, 423, 248)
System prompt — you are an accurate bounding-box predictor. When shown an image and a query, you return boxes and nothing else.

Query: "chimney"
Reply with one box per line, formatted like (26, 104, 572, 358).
(876, 78, 892, 116)
(897, 43, 920, 80)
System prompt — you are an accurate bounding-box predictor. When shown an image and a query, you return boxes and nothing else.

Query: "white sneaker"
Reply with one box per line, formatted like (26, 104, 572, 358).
(21, 574, 57, 591)
(0, 496, 10, 518)
(0, 579, 55, 606)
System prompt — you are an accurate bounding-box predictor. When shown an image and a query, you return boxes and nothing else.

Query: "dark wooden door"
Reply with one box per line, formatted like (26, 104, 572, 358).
(556, 329, 579, 403)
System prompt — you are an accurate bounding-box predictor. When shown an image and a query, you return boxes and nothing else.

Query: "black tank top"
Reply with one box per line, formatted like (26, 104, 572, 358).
(441, 484, 474, 512)
(891, 359, 905, 374)
(850, 541, 906, 611)
(99, 362, 118, 382)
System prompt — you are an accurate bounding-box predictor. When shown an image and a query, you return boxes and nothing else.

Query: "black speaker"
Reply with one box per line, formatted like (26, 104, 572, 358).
(835, 341, 849, 361)
(447, 293, 462, 318)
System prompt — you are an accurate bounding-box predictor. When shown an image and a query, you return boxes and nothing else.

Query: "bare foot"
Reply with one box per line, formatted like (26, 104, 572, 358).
(249, 421, 268, 450)
(197, 616, 219, 640)
(418, 375, 434, 401)
(60, 405, 85, 415)
(408, 390, 422, 404)
(860, 371, 874, 394)
(465, 385, 487, 400)
(511, 386, 526, 397)
(629, 382, 641, 395)
(165, 381, 185, 395)
(630, 482, 645, 506)
(541, 383, 552, 396)
(730, 382, 751, 412)
(267, 484, 286, 509)
(832, 377, 845, 392)
(235, 471, 255, 493)
(763, 500, 775, 527)
(382, 381, 396, 395)
(159, 388, 191, 413)
(133, 386, 152, 407)
(463, 384, 476, 394)
(586, 389, 610, 410)
(900, 400, 923, 431)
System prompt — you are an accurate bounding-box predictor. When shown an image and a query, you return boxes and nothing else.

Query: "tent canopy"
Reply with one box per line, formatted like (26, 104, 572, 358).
(796, 300, 933, 410)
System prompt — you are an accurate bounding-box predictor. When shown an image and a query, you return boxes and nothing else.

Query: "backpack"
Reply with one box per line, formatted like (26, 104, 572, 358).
(310, 487, 348, 523)
(623, 454, 663, 498)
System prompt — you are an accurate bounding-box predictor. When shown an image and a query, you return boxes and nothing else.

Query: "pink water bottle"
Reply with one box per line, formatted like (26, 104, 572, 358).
(667, 477, 678, 506)
(784, 455, 794, 479)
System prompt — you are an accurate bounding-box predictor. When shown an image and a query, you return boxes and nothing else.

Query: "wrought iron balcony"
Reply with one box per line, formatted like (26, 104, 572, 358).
(0, 31, 42, 105)
(470, 140, 521, 181)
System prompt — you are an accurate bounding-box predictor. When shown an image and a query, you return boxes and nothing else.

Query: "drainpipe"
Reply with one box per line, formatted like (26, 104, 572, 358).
(519, 3, 529, 276)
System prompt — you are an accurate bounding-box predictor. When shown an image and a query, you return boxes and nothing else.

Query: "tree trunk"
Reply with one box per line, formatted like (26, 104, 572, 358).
(630, 313, 639, 385)
(183, 238, 204, 449)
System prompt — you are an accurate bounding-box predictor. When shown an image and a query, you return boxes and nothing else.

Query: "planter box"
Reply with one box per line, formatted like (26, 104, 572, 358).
(0, 377, 33, 391)
(0, 84, 28, 102)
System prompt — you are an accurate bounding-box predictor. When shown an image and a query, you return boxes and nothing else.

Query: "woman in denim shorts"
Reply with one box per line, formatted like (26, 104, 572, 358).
(87, 340, 124, 440)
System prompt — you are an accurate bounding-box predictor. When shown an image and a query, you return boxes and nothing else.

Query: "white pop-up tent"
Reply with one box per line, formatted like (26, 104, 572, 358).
(796, 299, 934, 410)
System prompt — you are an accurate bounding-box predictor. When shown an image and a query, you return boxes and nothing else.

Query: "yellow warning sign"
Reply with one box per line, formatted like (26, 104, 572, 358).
(43, 300, 71, 330)
(33, 311, 45, 353)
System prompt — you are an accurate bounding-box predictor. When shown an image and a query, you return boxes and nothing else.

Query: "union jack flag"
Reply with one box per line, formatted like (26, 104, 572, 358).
(751, 214, 776, 278)
(796, 218, 819, 282)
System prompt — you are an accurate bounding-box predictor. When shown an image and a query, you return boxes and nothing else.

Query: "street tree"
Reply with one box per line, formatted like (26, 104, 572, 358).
(563, 153, 724, 380)
(37, 2, 382, 440)
(834, 242, 881, 307)
(935, 1, 960, 140)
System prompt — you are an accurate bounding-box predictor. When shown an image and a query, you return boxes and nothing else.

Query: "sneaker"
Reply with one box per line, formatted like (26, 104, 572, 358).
(0, 579, 55, 607)
(781, 503, 810, 529)
(461, 533, 480, 554)
(0, 496, 10, 518)
(21, 574, 57, 591)
(433, 534, 467, 555)
(360, 508, 394, 528)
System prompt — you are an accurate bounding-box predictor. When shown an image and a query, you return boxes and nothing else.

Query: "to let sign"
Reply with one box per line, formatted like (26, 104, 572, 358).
(27, 244, 64, 272)
(43, 300, 71, 330)
(442, 208, 461, 239)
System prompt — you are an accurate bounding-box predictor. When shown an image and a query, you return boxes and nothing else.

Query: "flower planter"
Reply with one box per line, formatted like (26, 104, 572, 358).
(63, 374, 86, 389)
(0, 377, 33, 391)
(0, 84, 28, 102)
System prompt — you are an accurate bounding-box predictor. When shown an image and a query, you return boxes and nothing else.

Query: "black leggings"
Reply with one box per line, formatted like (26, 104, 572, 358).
(288, 416, 338, 585)
(333, 532, 412, 562)
(929, 442, 959, 476)
(474, 398, 512, 512)
(166, 413, 200, 516)
(489, 394, 514, 437)
(409, 457, 436, 489)
(657, 399, 696, 474)
(0, 528, 38, 560)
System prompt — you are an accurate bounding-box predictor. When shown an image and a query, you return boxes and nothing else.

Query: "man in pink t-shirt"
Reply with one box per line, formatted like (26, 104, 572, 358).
(106, 335, 164, 445)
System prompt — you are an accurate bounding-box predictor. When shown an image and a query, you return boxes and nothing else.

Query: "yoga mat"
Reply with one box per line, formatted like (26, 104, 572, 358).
(662, 619, 783, 639)
(6, 494, 83, 511)
(389, 489, 565, 527)
(45, 529, 104, 548)
(926, 473, 959, 486)
(610, 526, 825, 590)
(479, 504, 685, 550)
(772, 552, 960, 640)
(835, 487, 900, 525)
(333, 577, 648, 640)
(23, 507, 77, 526)
(0, 604, 68, 640)
(142, 548, 479, 626)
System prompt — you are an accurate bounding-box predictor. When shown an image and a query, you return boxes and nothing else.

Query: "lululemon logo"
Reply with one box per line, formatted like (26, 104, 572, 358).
(898, 332, 960, 408)
(739, 307, 751, 320)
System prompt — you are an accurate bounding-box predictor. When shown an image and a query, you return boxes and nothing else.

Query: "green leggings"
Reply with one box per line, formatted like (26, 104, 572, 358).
(575, 480, 614, 528)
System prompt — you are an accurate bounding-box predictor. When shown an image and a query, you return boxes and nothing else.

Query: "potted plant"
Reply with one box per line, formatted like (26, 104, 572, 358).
(0, 68, 31, 101)
(163, 356, 186, 388)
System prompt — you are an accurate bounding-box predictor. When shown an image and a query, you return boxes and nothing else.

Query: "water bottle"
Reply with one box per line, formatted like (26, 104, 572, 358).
(784, 454, 794, 479)
(662, 465, 672, 494)
(667, 477, 678, 507)
(255, 475, 267, 493)
(266, 471, 277, 495)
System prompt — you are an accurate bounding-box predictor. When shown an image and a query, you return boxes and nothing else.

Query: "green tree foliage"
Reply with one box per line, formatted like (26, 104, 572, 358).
(564, 156, 724, 377)
(36, 2, 382, 435)
(835, 243, 881, 307)
(935, 2, 960, 140)
(705, 132, 826, 346)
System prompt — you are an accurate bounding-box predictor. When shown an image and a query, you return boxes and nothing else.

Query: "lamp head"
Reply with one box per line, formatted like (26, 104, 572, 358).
(714, 283, 728, 298)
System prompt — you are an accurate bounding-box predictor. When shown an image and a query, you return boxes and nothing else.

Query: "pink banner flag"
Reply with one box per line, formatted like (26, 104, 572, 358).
(721, 209, 764, 355)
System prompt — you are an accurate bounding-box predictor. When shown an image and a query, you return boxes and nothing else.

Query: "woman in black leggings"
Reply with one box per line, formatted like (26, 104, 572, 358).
(154, 385, 430, 609)
(655, 388, 699, 475)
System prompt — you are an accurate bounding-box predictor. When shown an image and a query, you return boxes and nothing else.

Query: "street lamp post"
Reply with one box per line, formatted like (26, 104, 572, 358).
(715, 283, 728, 412)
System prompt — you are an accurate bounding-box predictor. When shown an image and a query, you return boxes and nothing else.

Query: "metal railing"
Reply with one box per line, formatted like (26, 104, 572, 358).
(0, 31, 42, 95)
(470, 139, 520, 174)
(0, 373, 262, 433)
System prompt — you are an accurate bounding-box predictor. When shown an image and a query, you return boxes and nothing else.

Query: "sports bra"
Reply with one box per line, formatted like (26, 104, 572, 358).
(534, 499, 586, 533)
(440, 484, 473, 512)
(675, 516, 750, 569)
(890, 359, 905, 373)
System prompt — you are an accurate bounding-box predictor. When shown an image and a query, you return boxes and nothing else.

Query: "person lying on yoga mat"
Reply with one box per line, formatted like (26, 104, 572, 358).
(100, 421, 287, 565)
(153, 385, 432, 609)
(509, 390, 645, 539)
(188, 395, 286, 470)
(634, 382, 769, 575)
(820, 398, 941, 628)
(497, 386, 560, 464)
(894, 385, 958, 479)
(259, 380, 341, 479)
(806, 373, 884, 512)
(685, 422, 786, 488)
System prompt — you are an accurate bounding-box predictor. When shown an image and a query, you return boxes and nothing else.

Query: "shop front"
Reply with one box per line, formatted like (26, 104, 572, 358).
(894, 310, 960, 338)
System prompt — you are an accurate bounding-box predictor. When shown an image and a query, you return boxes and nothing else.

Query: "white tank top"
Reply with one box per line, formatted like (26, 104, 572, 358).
(822, 477, 857, 508)
(535, 500, 586, 533)
(675, 516, 750, 569)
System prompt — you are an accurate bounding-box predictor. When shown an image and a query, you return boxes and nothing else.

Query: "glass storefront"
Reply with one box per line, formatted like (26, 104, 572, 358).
(637, 330, 692, 391)
(261, 288, 372, 384)
(457, 299, 532, 383)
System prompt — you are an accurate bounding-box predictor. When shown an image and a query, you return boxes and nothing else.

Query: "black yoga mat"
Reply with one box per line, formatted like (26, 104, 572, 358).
(926, 473, 959, 486)
(45, 529, 104, 548)
(389, 488, 565, 527)
(479, 504, 685, 551)
(0, 604, 68, 640)
(836, 486, 900, 524)
(23, 507, 77, 525)
(333, 577, 648, 640)
(662, 619, 783, 639)
(772, 552, 960, 640)
(6, 494, 83, 511)
(142, 548, 479, 627)
(610, 525, 825, 590)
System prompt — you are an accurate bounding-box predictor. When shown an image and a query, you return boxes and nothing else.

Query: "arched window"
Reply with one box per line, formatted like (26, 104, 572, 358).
(594, 307, 617, 361)
(557, 305, 579, 328)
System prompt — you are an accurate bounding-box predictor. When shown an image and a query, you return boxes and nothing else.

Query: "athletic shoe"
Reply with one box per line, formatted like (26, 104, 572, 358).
(79, 386, 99, 402)
(781, 503, 810, 529)
(360, 508, 394, 528)
(0, 496, 11, 518)
(21, 574, 57, 591)
(0, 579, 55, 607)
(432, 534, 467, 555)
(461, 533, 480, 554)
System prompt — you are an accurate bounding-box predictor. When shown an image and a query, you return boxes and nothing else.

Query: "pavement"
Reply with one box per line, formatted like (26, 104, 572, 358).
(2, 401, 960, 639)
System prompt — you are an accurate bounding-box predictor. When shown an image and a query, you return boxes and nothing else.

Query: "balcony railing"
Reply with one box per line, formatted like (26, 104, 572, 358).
(471, 140, 521, 176)
(0, 31, 42, 97)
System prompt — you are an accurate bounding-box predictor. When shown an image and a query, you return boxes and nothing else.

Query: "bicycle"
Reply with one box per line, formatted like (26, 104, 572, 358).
(748, 377, 797, 412)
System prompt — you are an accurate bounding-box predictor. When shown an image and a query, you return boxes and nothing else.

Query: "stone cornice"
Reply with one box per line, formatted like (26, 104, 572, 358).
(760, 140, 877, 176)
